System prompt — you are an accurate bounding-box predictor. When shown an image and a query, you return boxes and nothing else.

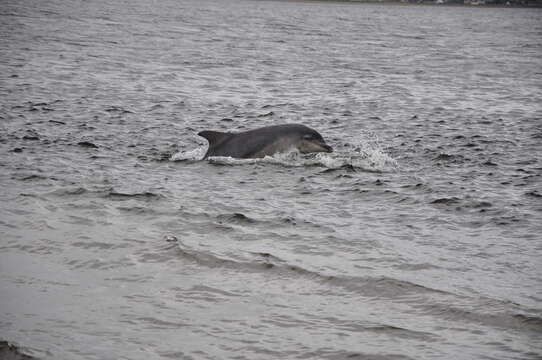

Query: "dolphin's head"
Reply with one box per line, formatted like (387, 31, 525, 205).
(296, 127, 333, 154)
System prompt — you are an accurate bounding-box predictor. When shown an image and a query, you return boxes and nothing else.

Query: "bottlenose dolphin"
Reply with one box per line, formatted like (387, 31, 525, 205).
(198, 124, 333, 159)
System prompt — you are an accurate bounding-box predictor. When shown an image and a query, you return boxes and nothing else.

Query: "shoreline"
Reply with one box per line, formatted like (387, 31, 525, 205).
(0, 341, 37, 360)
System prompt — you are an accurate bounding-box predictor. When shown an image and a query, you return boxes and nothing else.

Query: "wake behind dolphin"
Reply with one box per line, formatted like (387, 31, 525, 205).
(198, 124, 333, 159)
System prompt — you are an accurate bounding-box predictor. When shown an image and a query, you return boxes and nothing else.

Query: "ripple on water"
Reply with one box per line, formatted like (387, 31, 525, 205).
(1, 1, 541, 359)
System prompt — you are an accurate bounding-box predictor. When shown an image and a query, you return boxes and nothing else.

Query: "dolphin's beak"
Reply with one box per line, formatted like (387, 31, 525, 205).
(322, 144, 333, 153)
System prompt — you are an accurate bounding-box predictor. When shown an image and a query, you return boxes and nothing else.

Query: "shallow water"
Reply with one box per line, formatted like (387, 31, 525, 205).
(1, 0, 541, 359)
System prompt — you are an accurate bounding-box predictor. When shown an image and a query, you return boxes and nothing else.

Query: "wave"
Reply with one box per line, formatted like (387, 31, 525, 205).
(106, 190, 163, 200)
(173, 210, 336, 236)
(215, 212, 257, 225)
(43, 187, 164, 201)
(170, 240, 542, 334)
(173, 240, 450, 298)
(301, 350, 415, 360)
(419, 303, 542, 334)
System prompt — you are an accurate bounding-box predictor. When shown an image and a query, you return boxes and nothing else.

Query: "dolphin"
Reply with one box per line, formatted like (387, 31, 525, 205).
(198, 124, 333, 159)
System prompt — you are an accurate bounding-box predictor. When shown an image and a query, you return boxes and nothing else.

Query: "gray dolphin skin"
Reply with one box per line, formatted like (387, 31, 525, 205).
(198, 124, 333, 159)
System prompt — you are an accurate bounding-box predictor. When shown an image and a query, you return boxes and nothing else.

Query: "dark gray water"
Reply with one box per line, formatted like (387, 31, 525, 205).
(1, 0, 541, 359)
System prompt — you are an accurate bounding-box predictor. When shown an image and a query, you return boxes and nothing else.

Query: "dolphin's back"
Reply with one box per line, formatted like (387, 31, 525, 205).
(198, 124, 317, 159)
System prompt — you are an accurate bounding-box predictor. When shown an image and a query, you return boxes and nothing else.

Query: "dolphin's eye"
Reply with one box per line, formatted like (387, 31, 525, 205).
(303, 134, 314, 140)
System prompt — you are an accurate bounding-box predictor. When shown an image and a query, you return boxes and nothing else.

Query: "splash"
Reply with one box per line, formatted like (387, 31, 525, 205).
(170, 146, 207, 161)
(171, 133, 397, 172)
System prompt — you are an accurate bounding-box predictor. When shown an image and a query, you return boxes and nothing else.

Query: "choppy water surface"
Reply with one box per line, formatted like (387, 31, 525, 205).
(1, 0, 542, 359)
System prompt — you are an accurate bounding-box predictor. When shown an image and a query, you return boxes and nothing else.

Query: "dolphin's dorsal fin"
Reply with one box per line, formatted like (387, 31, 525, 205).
(198, 130, 232, 146)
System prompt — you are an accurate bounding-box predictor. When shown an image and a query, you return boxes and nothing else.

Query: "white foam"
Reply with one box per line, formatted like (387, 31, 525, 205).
(172, 132, 398, 172)
(207, 151, 302, 166)
(206, 148, 396, 172)
(170, 146, 207, 161)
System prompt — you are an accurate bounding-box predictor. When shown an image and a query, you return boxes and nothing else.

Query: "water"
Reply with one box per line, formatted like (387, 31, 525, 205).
(1, 0, 541, 359)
